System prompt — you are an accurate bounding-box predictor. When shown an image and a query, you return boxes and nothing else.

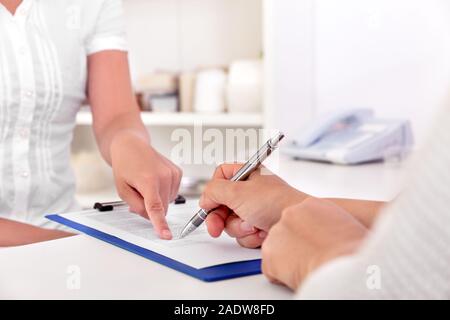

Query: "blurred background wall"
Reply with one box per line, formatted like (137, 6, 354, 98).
(73, 0, 450, 206)
(265, 0, 450, 143)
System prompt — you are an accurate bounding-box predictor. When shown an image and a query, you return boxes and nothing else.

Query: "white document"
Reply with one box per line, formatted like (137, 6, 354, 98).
(60, 199, 261, 269)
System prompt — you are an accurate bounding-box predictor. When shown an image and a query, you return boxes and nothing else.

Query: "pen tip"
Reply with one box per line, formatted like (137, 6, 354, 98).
(178, 222, 197, 239)
(177, 229, 186, 240)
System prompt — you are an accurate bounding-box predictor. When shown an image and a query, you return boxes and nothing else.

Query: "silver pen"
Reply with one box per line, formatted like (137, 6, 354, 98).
(178, 132, 285, 239)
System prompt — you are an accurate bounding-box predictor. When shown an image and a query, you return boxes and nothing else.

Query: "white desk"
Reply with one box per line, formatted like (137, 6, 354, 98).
(0, 235, 291, 299)
(276, 156, 407, 201)
(0, 158, 407, 299)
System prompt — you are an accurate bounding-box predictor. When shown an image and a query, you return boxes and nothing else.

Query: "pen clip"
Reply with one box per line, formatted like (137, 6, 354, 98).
(93, 195, 186, 211)
(93, 201, 125, 212)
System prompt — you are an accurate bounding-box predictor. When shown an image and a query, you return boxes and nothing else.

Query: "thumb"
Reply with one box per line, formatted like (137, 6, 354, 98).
(200, 179, 243, 212)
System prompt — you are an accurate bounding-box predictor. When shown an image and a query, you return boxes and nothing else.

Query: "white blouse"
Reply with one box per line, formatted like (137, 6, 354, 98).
(0, 0, 127, 228)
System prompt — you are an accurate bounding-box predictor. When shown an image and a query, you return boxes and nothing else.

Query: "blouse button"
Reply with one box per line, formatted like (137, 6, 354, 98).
(17, 8, 27, 16)
(19, 128, 29, 139)
(21, 171, 30, 178)
(24, 90, 34, 99)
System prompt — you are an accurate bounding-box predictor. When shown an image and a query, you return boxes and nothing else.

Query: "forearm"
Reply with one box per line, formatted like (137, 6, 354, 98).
(325, 198, 385, 228)
(282, 187, 385, 228)
(0, 218, 74, 247)
(93, 111, 149, 165)
(88, 50, 150, 165)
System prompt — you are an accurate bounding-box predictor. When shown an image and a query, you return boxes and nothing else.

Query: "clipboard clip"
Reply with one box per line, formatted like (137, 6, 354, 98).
(94, 194, 186, 212)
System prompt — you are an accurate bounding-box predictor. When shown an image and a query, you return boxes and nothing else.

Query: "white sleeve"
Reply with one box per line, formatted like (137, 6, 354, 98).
(296, 105, 450, 300)
(85, 0, 127, 55)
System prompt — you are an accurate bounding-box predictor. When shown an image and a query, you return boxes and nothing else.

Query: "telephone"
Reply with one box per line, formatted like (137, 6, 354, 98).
(282, 108, 414, 165)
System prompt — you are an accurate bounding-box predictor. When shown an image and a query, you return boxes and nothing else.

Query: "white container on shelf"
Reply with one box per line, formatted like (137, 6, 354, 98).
(179, 72, 196, 113)
(227, 59, 263, 113)
(193, 68, 227, 114)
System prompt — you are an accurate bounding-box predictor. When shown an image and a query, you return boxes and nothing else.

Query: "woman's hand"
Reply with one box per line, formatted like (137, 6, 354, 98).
(110, 132, 182, 240)
(261, 197, 368, 290)
(87, 51, 182, 240)
(200, 163, 308, 248)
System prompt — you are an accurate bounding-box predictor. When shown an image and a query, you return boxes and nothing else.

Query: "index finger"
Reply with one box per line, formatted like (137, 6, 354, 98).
(213, 163, 267, 181)
(212, 163, 245, 180)
(142, 183, 172, 240)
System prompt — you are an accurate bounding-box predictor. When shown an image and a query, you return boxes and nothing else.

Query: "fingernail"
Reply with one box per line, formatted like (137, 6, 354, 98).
(240, 221, 256, 233)
(161, 229, 172, 240)
(258, 231, 268, 239)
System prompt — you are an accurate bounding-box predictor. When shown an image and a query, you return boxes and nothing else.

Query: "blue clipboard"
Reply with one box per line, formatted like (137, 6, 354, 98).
(46, 214, 261, 282)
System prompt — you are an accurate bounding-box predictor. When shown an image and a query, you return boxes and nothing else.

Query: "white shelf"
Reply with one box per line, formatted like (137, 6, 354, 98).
(76, 110, 263, 127)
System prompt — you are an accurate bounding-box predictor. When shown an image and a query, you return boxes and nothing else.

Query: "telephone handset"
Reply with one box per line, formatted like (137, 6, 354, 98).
(293, 109, 374, 148)
(283, 108, 413, 165)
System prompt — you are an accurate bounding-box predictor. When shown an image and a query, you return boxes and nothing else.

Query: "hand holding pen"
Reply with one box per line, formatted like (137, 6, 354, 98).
(178, 133, 308, 243)
(199, 162, 308, 248)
